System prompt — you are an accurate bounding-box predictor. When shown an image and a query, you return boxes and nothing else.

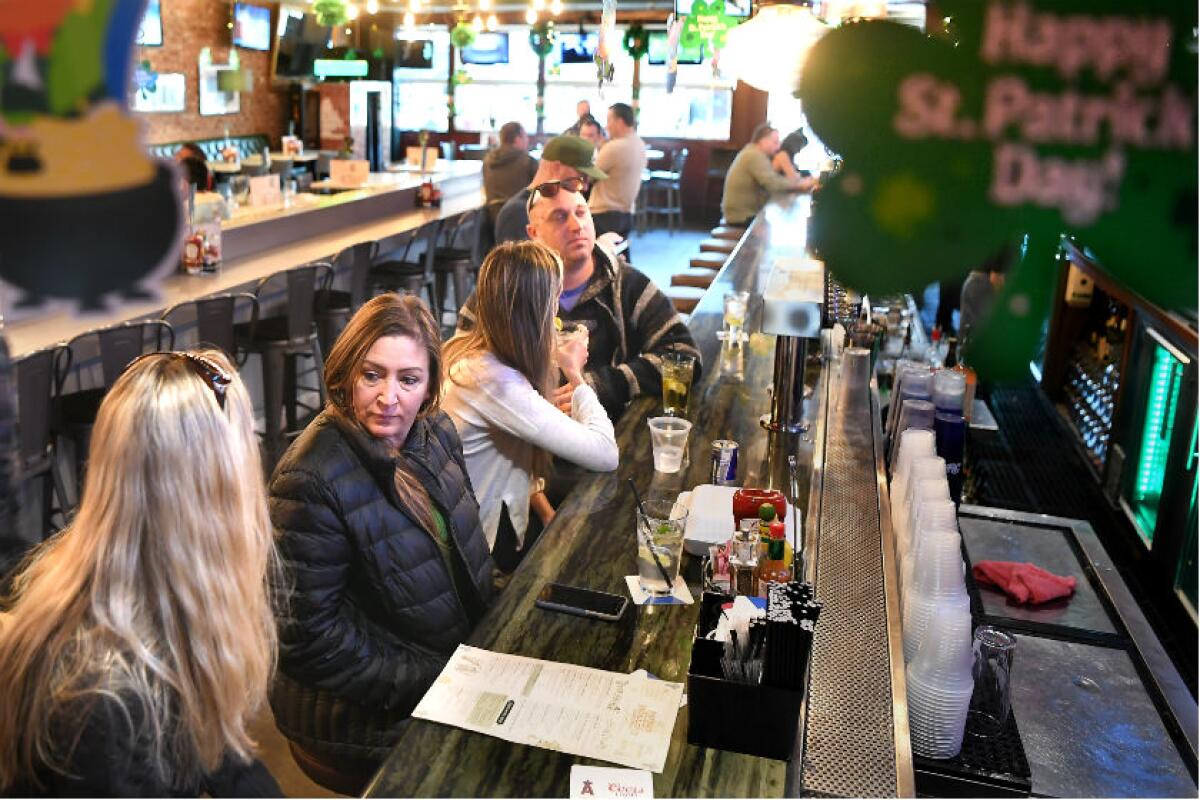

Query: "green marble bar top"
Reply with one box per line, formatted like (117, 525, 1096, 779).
(366, 199, 815, 798)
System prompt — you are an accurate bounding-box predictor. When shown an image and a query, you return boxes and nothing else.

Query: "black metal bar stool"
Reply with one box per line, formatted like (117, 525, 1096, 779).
(53, 320, 176, 492)
(640, 147, 688, 234)
(13, 343, 73, 539)
(235, 263, 331, 465)
(161, 292, 260, 360)
(431, 208, 485, 329)
(370, 223, 439, 304)
(314, 241, 378, 358)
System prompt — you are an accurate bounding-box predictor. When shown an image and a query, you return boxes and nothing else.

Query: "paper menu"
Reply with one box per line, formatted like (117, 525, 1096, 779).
(412, 645, 684, 773)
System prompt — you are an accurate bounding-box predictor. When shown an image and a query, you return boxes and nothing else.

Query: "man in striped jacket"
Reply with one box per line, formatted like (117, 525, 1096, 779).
(458, 183, 700, 422)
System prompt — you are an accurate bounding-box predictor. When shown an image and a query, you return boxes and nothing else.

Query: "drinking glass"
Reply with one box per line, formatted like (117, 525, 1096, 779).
(636, 498, 688, 595)
(719, 291, 749, 343)
(647, 416, 691, 473)
(967, 626, 1016, 738)
(661, 352, 695, 416)
(283, 178, 298, 207)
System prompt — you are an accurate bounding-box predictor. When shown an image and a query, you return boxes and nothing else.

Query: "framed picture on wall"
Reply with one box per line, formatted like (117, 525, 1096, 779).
(137, 0, 163, 46)
(199, 66, 240, 116)
(131, 71, 185, 113)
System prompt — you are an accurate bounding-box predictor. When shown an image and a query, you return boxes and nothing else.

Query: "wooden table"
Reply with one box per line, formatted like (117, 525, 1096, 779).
(366, 200, 813, 798)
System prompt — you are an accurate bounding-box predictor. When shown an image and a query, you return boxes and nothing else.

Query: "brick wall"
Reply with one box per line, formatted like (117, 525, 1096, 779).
(134, 0, 287, 146)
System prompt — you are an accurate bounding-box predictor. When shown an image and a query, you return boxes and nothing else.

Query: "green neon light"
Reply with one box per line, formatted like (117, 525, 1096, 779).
(313, 59, 368, 78)
(1131, 344, 1182, 543)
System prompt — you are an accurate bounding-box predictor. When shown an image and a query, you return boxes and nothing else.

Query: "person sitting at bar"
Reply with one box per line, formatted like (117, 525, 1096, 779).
(721, 123, 814, 226)
(588, 102, 647, 243)
(443, 241, 618, 572)
(0, 351, 282, 797)
(463, 181, 700, 423)
(483, 121, 538, 225)
(772, 126, 809, 179)
(175, 140, 212, 191)
(494, 134, 607, 244)
(268, 294, 494, 796)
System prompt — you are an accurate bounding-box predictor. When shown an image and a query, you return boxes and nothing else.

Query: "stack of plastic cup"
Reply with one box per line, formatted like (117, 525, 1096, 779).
(886, 361, 922, 435)
(907, 605, 976, 759)
(932, 369, 967, 415)
(895, 457, 947, 558)
(903, 531, 969, 664)
(888, 399, 936, 468)
(901, 497, 959, 597)
(890, 429, 936, 520)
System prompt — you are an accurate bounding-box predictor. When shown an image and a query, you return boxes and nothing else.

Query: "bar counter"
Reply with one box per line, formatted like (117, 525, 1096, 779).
(4, 162, 483, 358)
(365, 195, 910, 797)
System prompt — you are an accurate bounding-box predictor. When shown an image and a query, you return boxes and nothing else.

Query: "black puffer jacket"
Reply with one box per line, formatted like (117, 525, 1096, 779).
(267, 410, 494, 762)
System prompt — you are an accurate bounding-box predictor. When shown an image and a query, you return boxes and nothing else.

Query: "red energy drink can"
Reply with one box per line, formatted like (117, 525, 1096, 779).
(710, 440, 739, 486)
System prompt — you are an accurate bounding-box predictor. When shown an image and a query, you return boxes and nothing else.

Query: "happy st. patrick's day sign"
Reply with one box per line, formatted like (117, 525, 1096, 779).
(798, 1, 1196, 379)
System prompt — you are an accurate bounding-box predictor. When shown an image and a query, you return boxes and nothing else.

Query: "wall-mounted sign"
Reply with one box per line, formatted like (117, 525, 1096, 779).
(131, 72, 186, 113)
(798, 0, 1196, 379)
(199, 66, 242, 116)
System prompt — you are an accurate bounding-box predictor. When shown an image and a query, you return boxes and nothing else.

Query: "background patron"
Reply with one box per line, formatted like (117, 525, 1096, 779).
(482, 121, 538, 225)
(494, 135, 607, 244)
(721, 123, 813, 226)
(588, 102, 646, 243)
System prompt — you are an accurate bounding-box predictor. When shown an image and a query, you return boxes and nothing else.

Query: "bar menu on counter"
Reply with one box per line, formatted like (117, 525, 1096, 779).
(412, 645, 685, 773)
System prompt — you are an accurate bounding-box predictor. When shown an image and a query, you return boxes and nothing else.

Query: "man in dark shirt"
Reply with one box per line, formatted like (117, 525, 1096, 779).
(482, 121, 537, 225)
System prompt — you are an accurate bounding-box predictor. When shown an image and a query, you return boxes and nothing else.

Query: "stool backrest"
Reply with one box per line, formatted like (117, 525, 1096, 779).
(14, 345, 65, 466)
(253, 263, 333, 341)
(58, 320, 175, 395)
(334, 241, 380, 309)
(161, 292, 260, 358)
(672, 147, 689, 177)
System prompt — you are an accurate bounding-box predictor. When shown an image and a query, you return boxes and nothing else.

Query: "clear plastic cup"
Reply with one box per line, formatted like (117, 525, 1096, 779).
(647, 416, 692, 473)
(720, 291, 749, 343)
(888, 399, 936, 466)
(891, 428, 936, 517)
(896, 462, 947, 550)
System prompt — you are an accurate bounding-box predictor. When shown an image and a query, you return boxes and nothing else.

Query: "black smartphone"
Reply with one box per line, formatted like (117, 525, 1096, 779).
(535, 583, 629, 622)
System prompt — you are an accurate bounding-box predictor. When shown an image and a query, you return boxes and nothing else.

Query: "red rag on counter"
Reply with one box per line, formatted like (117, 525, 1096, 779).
(972, 560, 1077, 605)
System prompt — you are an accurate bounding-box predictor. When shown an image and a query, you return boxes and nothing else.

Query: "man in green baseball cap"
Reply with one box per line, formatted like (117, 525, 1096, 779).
(494, 134, 607, 244)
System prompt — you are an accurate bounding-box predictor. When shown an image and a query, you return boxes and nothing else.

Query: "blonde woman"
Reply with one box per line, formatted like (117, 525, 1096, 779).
(0, 351, 280, 796)
(442, 241, 618, 571)
(269, 294, 494, 795)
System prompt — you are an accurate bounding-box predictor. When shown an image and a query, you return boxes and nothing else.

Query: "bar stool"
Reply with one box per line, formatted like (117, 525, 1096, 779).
(235, 263, 331, 465)
(13, 344, 73, 538)
(711, 225, 745, 241)
(640, 148, 688, 235)
(161, 292, 260, 360)
(54, 320, 175, 490)
(664, 285, 705, 315)
(370, 224, 438, 305)
(690, 252, 727, 270)
(314, 241, 378, 357)
(432, 209, 486, 327)
(699, 238, 736, 255)
(671, 269, 717, 290)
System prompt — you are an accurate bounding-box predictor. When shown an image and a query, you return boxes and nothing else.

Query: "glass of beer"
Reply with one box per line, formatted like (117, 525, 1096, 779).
(661, 352, 695, 416)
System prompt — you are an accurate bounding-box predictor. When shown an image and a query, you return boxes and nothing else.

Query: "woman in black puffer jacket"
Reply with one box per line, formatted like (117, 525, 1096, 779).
(268, 294, 494, 795)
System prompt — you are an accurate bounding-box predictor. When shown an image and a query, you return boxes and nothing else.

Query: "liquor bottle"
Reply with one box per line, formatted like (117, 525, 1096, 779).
(756, 521, 791, 598)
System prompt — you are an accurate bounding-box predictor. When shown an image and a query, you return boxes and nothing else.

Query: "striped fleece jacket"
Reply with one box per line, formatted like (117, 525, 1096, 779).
(459, 245, 701, 421)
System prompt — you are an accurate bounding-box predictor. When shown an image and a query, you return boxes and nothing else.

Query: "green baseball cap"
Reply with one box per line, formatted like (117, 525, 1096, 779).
(541, 135, 607, 180)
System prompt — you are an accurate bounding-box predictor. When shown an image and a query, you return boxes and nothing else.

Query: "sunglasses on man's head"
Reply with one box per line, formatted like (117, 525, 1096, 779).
(127, 351, 232, 410)
(526, 177, 588, 214)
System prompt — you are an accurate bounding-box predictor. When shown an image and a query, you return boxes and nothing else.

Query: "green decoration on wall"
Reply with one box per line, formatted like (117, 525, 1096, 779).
(313, 0, 348, 28)
(623, 24, 650, 60)
(529, 21, 557, 57)
(451, 22, 477, 50)
(46, 0, 113, 117)
(680, 0, 739, 53)
(797, 1, 1197, 381)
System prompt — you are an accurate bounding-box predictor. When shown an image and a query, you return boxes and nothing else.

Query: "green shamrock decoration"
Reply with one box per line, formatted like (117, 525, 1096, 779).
(680, 0, 739, 52)
(529, 21, 557, 57)
(450, 22, 477, 50)
(623, 24, 649, 60)
(313, 0, 347, 28)
(798, 1, 1196, 381)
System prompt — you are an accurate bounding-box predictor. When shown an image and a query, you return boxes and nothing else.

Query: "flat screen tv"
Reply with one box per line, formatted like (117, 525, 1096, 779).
(396, 39, 434, 69)
(274, 8, 332, 80)
(137, 0, 162, 46)
(559, 32, 597, 64)
(233, 3, 272, 51)
(646, 30, 704, 65)
(460, 32, 509, 64)
(674, 0, 751, 17)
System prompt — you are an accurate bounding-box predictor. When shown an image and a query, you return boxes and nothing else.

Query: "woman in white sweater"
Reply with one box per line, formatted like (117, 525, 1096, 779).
(442, 241, 619, 568)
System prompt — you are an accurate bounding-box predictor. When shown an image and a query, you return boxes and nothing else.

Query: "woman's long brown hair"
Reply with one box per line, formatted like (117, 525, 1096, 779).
(323, 293, 444, 534)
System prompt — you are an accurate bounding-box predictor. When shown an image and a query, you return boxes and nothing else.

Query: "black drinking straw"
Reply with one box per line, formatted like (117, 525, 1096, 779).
(629, 478, 674, 591)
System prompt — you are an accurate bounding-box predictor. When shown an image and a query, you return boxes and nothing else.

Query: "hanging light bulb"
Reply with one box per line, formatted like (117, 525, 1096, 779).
(472, 13, 484, 30)
(720, 5, 828, 93)
(479, 0, 490, 9)
(532, 0, 545, 10)
(550, 0, 562, 15)
(525, 7, 537, 24)
(404, 9, 416, 27)
(345, 2, 359, 20)
(366, 0, 379, 13)
(486, 12, 498, 30)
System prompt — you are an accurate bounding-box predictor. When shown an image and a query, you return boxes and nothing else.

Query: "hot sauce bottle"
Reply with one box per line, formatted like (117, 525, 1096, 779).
(756, 520, 790, 599)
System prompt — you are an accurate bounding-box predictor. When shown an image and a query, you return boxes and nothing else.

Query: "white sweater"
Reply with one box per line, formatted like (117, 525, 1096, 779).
(442, 352, 619, 549)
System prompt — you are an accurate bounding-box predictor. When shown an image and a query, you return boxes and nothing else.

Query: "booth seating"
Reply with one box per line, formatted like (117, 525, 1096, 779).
(147, 134, 271, 162)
